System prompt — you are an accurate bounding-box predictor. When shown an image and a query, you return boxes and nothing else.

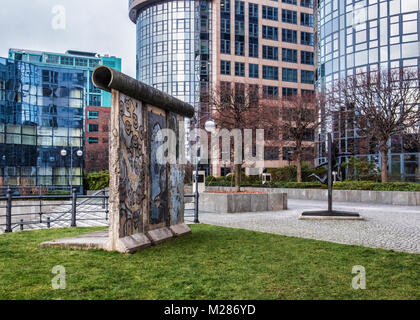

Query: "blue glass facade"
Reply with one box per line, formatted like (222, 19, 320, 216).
(315, 0, 420, 182)
(8, 49, 121, 109)
(0, 58, 85, 189)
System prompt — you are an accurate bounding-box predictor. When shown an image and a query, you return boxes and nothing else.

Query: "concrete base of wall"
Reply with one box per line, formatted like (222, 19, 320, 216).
(170, 223, 192, 237)
(40, 223, 192, 254)
(147, 227, 173, 245)
(200, 192, 287, 213)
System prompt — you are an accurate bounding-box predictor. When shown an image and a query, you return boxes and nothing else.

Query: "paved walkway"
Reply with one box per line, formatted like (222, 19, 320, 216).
(189, 199, 420, 254)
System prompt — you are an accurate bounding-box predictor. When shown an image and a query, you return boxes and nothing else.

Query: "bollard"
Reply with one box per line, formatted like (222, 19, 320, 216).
(102, 189, 106, 209)
(5, 188, 12, 233)
(47, 217, 51, 229)
(20, 219, 24, 231)
(71, 188, 77, 227)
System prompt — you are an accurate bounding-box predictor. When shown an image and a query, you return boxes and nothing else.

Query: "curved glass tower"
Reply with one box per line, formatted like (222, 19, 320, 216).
(315, 0, 420, 181)
(129, 0, 211, 108)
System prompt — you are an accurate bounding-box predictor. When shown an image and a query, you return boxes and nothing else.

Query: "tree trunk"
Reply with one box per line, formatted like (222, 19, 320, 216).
(296, 153, 302, 183)
(234, 163, 241, 192)
(381, 150, 388, 183)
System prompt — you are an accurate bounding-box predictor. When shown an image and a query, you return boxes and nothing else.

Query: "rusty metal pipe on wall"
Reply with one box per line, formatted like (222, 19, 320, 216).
(92, 66, 195, 119)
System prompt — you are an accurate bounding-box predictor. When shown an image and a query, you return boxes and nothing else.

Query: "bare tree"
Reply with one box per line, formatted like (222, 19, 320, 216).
(328, 67, 420, 182)
(210, 82, 274, 191)
(279, 92, 324, 182)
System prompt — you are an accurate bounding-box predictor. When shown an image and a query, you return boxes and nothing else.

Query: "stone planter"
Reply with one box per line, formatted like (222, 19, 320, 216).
(200, 192, 287, 213)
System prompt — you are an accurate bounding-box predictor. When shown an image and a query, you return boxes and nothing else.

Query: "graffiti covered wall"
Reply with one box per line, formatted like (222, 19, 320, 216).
(118, 94, 146, 238)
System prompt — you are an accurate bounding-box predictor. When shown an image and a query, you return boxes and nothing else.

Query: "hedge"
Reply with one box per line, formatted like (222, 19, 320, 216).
(83, 171, 110, 191)
(333, 181, 420, 192)
(206, 176, 420, 192)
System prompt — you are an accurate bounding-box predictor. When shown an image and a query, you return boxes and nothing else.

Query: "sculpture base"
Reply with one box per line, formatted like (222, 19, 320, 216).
(300, 210, 363, 221)
(170, 223, 192, 237)
(146, 227, 174, 245)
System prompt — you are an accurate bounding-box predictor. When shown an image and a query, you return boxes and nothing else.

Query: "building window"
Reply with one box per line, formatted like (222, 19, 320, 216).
(249, 3, 258, 18)
(46, 55, 59, 64)
(282, 68, 298, 82)
(235, 0, 245, 16)
(75, 58, 88, 67)
(302, 89, 315, 97)
(89, 95, 101, 107)
(88, 137, 99, 144)
(235, 41, 245, 56)
(282, 9, 297, 24)
(264, 146, 279, 160)
(235, 62, 245, 77)
(0, 80, 5, 101)
(282, 29, 297, 43)
(301, 70, 314, 84)
(221, 39, 231, 54)
(262, 6, 278, 21)
(300, 0, 313, 8)
(249, 64, 259, 78)
(301, 51, 314, 65)
(88, 124, 99, 133)
(282, 48, 297, 63)
(283, 0, 297, 4)
(262, 46, 279, 60)
(88, 111, 99, 119)
(89, 59, 100, 68)
(221, 60, 231, 75)
(249, 42, 259, 58)
(301, 13, 314, 27)
(249, 23, 258, 37)
(263, 86, 279, 99)
(262, 66, 279, 80)
(221, 0, 231, 13)
(301, 32, 314, 46)
(262, 26, 278, 41)
(221, 18, 230, 33)
(282, 87, 298, 98)
(60, 57, 74, 66)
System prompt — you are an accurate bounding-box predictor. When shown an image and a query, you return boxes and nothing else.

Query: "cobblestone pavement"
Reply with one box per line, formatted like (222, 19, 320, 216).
(190, 200, 420, 254)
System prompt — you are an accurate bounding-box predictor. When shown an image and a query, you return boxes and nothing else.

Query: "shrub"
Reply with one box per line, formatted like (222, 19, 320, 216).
(267, 163, 327, 183)
(341, 156, 380, 181)
(84, 171, 110, 191)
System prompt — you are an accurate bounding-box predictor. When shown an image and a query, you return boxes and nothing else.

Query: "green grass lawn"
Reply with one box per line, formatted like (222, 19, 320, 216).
(0, 225, 419, 300)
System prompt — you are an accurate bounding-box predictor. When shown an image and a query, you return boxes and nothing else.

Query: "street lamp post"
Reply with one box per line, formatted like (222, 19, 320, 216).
(193, 115, 215, 224)
(61, 148, 83, 192)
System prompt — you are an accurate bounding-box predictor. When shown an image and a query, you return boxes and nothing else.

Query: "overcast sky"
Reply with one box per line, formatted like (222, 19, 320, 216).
(0, 0, 136, 77)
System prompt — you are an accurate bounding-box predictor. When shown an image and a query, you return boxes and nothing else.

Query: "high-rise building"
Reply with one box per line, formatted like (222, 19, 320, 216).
(129, 0, 315, 176)
(315, 0, 420, 182)
(8, 49, 121, 176)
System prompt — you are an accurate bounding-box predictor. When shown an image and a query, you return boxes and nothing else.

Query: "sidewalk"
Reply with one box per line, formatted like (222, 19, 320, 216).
(190, 199, 420, 254)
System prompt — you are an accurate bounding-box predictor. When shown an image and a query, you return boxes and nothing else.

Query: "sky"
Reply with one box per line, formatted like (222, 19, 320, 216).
(0, 0, 136, 77)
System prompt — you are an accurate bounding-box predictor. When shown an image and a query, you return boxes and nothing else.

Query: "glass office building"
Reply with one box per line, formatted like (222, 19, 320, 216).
(130, 0, 211, 108)
(315, 0, 420, 181)
(0, 58, 85, 191)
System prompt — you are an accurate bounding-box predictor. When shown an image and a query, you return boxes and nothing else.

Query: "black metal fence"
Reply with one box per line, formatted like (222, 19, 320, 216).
(0, 188, 109, 233)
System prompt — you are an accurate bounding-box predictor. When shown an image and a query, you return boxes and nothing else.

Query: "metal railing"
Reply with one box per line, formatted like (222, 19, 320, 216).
(0, 188, 109, 233)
